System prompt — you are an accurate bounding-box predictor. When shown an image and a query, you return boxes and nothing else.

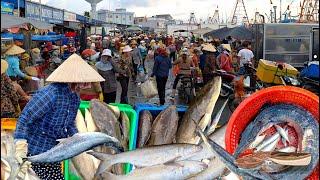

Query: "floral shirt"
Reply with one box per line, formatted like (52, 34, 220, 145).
(1, 74, 20, 117)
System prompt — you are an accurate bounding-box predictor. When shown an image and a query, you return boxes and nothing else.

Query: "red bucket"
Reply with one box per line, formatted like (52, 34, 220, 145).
(225, 86, 319, 179)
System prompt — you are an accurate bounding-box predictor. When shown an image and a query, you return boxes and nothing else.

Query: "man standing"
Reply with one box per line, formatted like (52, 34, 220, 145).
(13, 54, 104, 179)
(237, 41, 254, 75)
(131, 40, 142, 81)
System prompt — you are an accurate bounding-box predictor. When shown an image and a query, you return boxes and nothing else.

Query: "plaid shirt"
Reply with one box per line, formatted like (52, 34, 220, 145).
(14, 83, 80, 155)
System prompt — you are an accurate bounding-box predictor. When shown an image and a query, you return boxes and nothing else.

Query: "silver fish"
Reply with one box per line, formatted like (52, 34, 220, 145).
(275, 124, 290, 144)
(278, 146, 297, 153)
(188, 157, 225, 180)
(102, 161, 207, 180)
(256, 132, 280, 151)
(259, 135, 280, 152)
(88, 143, 203, 176)
(27, 132, 122, 163)
(205, 98, 229, 136)
(249, 134, 266, 149)
(176, 76, 221, 144)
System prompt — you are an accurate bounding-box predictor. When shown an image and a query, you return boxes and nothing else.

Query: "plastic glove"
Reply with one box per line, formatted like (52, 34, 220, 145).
(17, 161, 32, 179)
(99, 92, 104, 102)
(15, 139, 28, 164)
(31, 77, 40, 81)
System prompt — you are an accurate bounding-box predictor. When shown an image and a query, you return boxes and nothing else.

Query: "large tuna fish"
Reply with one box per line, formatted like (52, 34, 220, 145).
(176, 76, 221, 144)
(137, 110, 153, 148)
(148, 106, 179, 145)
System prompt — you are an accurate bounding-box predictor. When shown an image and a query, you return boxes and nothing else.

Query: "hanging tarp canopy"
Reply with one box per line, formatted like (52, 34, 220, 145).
(126, 26, 143, 32)
(204, 26, 253, 40)
(1, 33, 64, 41)
(1, 14, 53, 32)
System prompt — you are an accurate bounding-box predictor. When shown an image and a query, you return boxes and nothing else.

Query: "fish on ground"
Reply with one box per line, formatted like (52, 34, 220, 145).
(188, 156, 225, 180)
(88, 143, 203, 176)
(27, 132, 123, 163)
(137, 110, 153, 148)
(148, 105, 179, 145)
(102, 161, 207, 180)
(176, 76, 221, 144)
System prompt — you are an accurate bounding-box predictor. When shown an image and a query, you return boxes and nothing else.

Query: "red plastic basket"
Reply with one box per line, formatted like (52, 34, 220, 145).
(225, 86, 319, 180)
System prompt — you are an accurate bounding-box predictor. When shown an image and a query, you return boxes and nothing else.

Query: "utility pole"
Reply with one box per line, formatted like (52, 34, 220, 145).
(40, 0, 42, 21)
(279, 0, 282, 21)
(273, 6, 277, 23)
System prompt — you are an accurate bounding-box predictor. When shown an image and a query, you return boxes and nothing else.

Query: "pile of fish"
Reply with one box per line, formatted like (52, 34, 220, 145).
(86, 77, 232, 179)
(198, 103, 319, 180)
(1, 130, 40, 180)
(68, 100, 131, 179)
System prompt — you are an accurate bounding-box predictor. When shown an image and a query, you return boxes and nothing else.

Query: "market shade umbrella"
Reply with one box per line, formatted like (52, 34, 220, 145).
(126, 26, 143, 32)
(204, 26, 253, 40)
(81, 49, 96, 57)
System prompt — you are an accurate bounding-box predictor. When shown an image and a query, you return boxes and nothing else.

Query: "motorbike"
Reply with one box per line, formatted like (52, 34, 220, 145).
(177, 68, 197, 104)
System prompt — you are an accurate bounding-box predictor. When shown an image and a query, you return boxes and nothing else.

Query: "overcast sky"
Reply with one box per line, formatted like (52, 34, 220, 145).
(31, 0, 301, 22)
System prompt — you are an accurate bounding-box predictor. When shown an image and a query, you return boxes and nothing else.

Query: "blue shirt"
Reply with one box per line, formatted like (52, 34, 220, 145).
(153, 55, 172, 77)
(6, 55, 27, 78)
(14, 83, 80, 155)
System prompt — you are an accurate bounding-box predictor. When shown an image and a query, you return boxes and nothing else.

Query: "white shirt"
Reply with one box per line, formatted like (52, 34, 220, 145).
(238, 48, 254, 67)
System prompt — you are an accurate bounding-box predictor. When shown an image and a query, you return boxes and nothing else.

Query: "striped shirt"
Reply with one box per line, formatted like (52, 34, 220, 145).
(14, 83, 80, 155)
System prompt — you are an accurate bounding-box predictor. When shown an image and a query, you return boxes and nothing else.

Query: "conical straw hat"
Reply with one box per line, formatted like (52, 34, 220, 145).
(1, 59, 8, 74)
(202, 43, 216, 52)
(46, 54, 105, 83)
(25, 66, 38, 76)
(5, 45, 25, 55)
(222, 44, 232, 52)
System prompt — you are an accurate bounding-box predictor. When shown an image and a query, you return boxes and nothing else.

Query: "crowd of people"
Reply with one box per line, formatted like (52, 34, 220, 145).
(1, 33, 255, 118)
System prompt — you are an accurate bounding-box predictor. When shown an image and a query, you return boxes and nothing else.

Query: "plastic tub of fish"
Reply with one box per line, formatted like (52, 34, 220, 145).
(225, 86, 319, 179)
(133, 103, 188, 149)
(74, 100, 137, 175)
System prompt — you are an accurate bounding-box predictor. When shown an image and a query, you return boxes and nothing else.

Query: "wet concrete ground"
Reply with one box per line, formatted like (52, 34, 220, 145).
(115, 58, 232, 126)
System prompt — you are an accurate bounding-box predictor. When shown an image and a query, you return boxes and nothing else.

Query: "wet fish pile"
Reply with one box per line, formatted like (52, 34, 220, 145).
(1, 130, 41, 180)
(86, 77, 233, 179)
(198, 103, 319, 180)
(67, 100, 131, 179)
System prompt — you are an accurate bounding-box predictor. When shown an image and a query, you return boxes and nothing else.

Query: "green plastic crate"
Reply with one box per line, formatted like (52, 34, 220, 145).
(65, 101, 137, 179)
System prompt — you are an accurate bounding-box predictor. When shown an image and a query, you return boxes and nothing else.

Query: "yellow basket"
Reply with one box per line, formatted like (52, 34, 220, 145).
(256, 59, 299, 84)
(1, 118, 17, 130)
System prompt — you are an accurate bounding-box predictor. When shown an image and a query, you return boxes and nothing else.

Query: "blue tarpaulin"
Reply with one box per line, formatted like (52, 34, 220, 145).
(1, 33, 64, 41)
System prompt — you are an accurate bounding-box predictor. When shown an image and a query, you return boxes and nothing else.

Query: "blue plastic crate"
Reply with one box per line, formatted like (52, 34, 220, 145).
(133, 103, 188, 149)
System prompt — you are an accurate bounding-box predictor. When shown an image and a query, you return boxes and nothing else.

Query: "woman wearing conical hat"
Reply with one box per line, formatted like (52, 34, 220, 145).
(5, 45, 39, 81)
(13, 54, 105, 179)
